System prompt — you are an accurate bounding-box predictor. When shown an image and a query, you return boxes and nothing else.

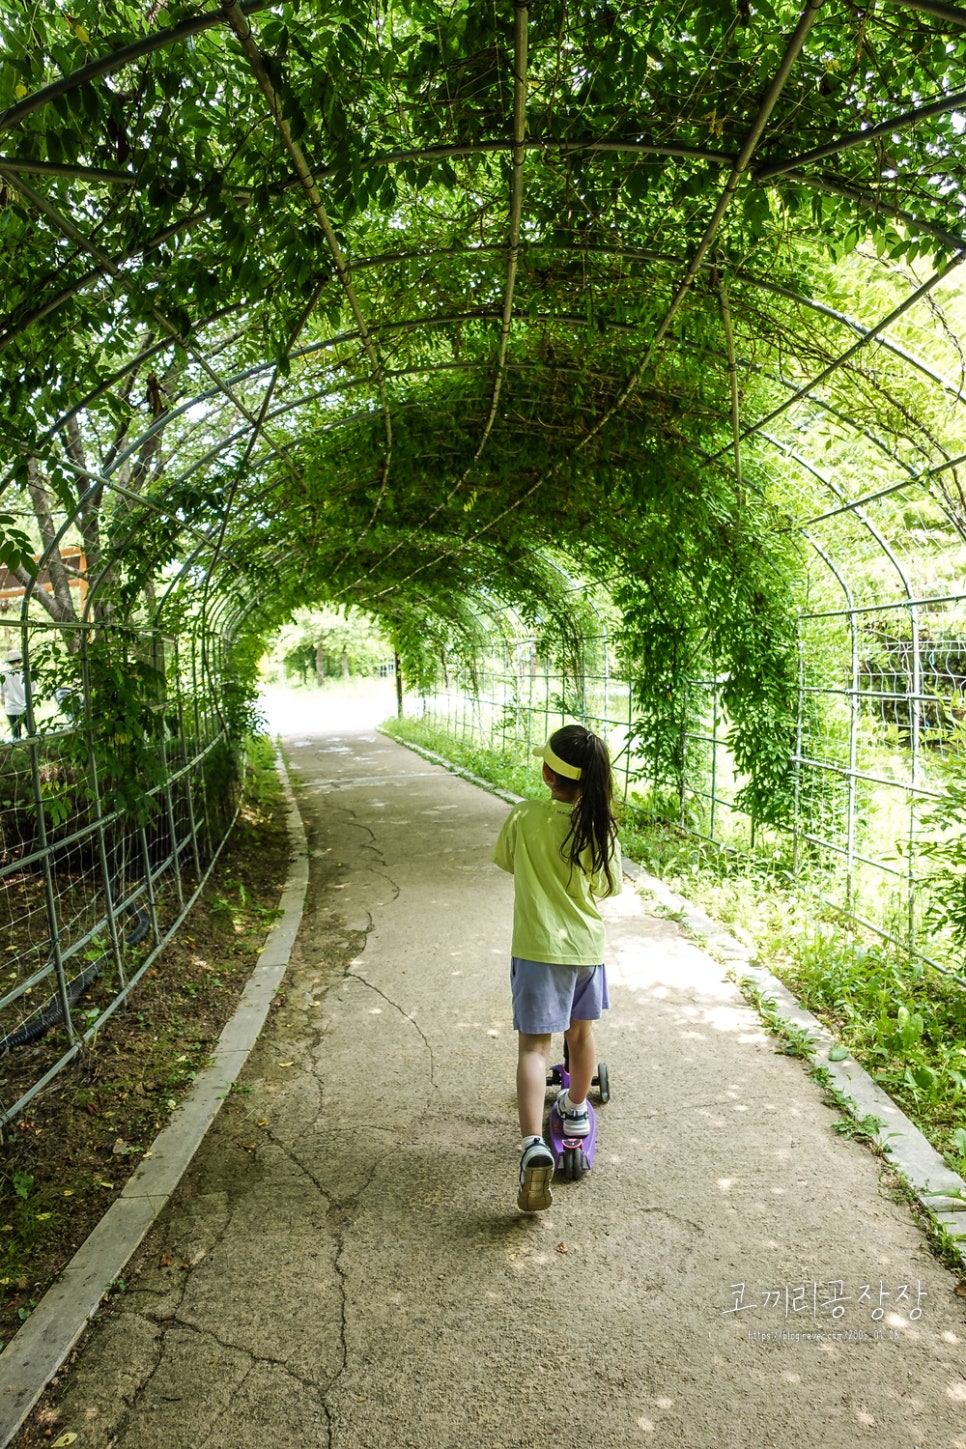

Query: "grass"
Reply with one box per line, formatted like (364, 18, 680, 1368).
(382, 714, 966, 1185)
(385, 714, 545, 800)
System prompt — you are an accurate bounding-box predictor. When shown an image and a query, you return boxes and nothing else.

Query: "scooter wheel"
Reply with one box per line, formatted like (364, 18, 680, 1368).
(563, 1147, 585, 1181)
(596, 1061, 610, 1104)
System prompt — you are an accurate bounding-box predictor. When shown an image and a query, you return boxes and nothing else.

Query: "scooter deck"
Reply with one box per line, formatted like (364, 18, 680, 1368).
(545, 1054, 608, 1180)
(547, 1098, 597, 1178)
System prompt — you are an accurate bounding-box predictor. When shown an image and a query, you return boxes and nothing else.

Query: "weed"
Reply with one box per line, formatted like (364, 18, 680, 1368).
(654, 905, 687, 925)
(949, 1128, 966, 1176)
(832, 1113, 884, 1143)
(776, 1024, 817, 1060)
(12, 1172, 33, 1202)
(243, 736, 284, 812)
(0, 1166, 65, 1290)
(735, 981, 816, 1060)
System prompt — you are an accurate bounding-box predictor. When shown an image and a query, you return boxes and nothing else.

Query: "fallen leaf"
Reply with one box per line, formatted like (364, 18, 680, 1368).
(555, 1242, 569, 1254)
(52, 1433, 78, 1446)
(159, 1253, 175, 1268)
(278, 1061, 294, 1068)
(256, 1118, 268, 1127)
(955, 1283, 966, 1298)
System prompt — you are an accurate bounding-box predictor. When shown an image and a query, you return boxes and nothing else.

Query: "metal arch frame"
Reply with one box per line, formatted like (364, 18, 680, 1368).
(754, 84, 966, 184)
(801, 451, 966, 537)
(6, 190, 966, 545)
(339, 0, 825, 598)
(1, 0, 963, 521)
(707, 252, 966, 460)
(0, 2, 273, 135)
(90, 394, 963, 650)
(0, 171, 309, 506)
(11, 277, 965, 646)
(8, 292, 962, 572)
(7, 213, 966, 429)
(758, 437, 924, 916)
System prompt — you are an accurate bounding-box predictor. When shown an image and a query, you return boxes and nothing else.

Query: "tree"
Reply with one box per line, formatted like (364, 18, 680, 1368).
(270, 607, 392, 685)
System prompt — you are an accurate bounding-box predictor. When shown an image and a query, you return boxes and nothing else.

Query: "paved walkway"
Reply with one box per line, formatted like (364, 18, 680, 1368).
(18, 726, 966, 1448)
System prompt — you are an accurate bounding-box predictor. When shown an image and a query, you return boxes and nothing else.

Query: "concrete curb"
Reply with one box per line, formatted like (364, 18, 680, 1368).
(386, 729, 966, 1267)
(0, 747, 309, 1448)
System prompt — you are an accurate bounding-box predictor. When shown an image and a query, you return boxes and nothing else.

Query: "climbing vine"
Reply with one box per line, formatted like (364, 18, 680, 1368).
(0, 0, 963, 845)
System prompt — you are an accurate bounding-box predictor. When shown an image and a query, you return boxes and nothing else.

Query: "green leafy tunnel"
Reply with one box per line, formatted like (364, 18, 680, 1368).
(1, 0, 965, 868)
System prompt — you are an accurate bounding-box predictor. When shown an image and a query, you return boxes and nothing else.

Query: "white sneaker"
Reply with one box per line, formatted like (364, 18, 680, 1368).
(556, 1089, 590, 1138)
(518, 1140, 554, 1212)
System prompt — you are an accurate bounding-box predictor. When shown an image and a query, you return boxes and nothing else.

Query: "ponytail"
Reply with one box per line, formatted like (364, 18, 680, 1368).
(547, 725, 618, 892)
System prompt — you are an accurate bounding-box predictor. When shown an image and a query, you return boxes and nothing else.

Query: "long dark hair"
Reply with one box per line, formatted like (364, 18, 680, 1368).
(548, 724, 618, 892)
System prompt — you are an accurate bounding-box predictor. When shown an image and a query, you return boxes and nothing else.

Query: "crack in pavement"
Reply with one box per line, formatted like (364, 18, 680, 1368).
(346, 969, 438, 1088)
(254, 1118, 401, 1405)
(359, 864, 401, 901)
(119, 1151, 352, 1447)
(144, 1312, 326, 1393)
(83, 1183, 260, 1442)
(118, 1311, 335, 1449)
(101, 1104, 377, 1449)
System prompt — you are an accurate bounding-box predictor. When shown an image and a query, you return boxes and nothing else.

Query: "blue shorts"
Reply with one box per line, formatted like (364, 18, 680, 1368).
(510, 958, 610, 1035)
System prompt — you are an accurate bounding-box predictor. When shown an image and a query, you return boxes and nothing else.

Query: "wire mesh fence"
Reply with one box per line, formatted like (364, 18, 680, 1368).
(402, 584, 966, 979)
(0, 620, 242, 1130)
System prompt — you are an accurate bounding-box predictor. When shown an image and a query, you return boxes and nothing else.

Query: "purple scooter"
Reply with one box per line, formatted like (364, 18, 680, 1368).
(546, 1045, 610, 1181)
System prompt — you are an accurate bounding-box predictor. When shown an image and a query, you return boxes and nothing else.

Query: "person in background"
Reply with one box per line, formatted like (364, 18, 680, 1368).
(2, 649, 27, 741)
(54, 685, 83, 724)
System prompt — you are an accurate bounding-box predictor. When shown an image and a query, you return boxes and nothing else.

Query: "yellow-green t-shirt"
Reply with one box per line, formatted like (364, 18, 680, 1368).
(492, 798, 622, 965)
